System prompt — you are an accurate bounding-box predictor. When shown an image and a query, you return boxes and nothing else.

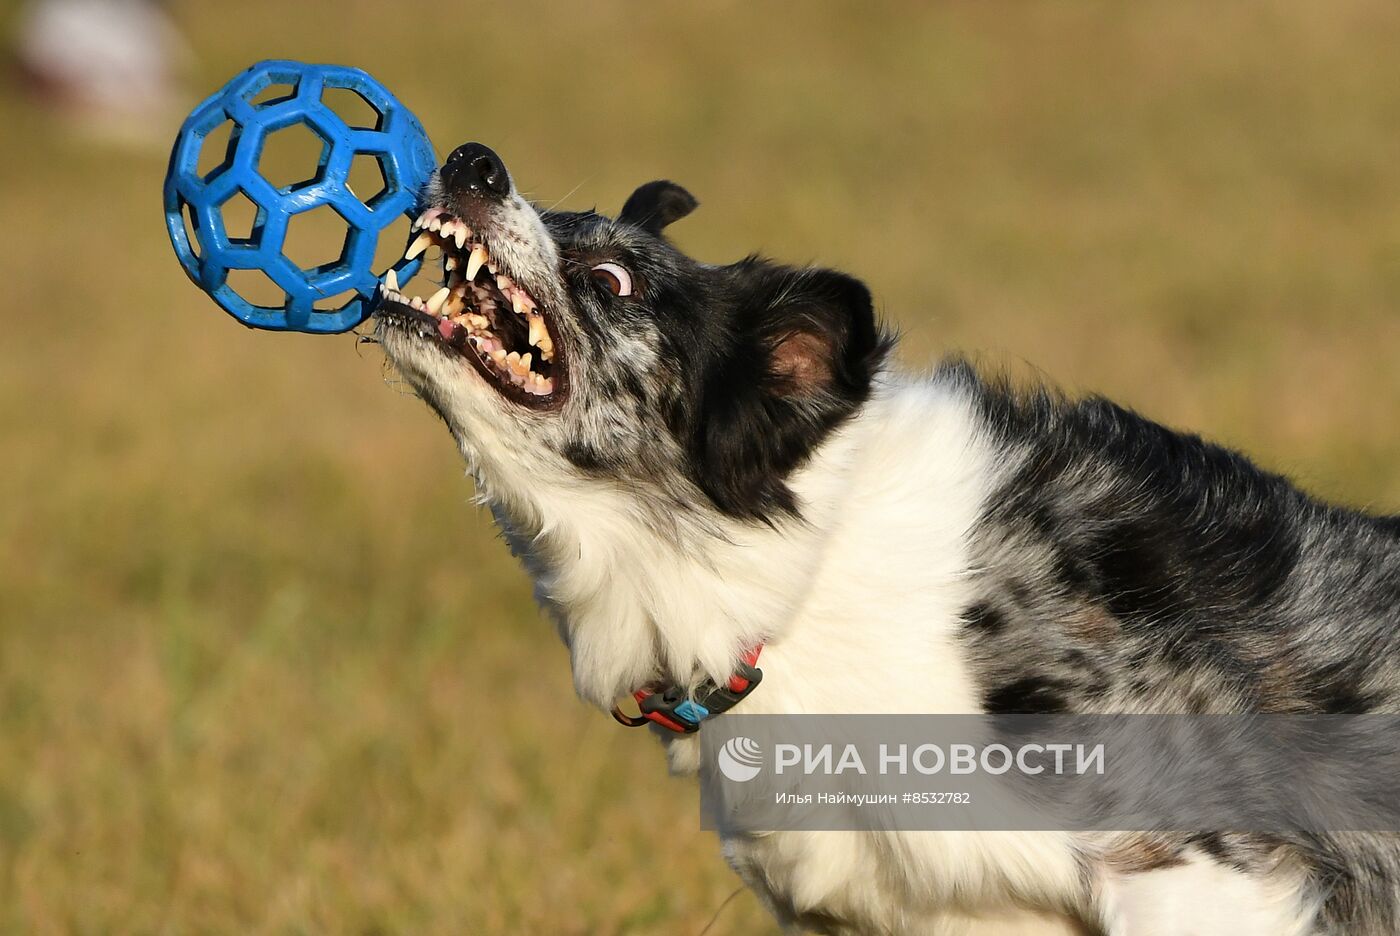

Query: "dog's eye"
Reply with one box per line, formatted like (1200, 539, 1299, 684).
(590, 262, 633, 297)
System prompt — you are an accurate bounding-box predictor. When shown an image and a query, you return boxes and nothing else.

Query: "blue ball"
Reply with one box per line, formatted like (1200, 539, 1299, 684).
(163, 60, 437, 333)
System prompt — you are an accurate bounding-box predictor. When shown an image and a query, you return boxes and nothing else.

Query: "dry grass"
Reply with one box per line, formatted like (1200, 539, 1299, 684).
(1, 1, 1398, 932)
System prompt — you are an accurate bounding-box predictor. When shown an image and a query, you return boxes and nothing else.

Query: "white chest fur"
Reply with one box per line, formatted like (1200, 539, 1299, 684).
(492, 377, 1088, 930)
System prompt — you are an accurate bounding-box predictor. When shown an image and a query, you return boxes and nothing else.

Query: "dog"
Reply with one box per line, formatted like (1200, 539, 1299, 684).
(372, 141, 1400, 935)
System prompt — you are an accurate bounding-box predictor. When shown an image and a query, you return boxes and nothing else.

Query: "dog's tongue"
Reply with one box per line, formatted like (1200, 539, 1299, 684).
(438, 318, 463, 343)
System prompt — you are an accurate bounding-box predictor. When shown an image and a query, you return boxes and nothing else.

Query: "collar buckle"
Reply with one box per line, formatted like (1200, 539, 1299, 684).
(610, 647, 764, 734)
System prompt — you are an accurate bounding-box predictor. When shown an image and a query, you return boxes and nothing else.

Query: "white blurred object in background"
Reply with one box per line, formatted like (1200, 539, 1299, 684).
(15, 0, 189, 143)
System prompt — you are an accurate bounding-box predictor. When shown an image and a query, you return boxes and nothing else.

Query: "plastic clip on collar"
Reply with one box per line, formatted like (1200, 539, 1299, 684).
(610, 646, 764, 734)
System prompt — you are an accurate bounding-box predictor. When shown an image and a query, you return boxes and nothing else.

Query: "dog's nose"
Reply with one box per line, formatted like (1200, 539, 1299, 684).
(440, 142, 511, 199)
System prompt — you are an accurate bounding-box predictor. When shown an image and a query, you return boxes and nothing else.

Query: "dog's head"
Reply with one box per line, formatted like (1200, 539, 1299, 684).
(374, 143, 890, 523)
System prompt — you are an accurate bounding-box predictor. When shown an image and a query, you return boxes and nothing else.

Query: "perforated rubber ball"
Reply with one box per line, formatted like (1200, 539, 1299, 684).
(163, 60, 437, 333)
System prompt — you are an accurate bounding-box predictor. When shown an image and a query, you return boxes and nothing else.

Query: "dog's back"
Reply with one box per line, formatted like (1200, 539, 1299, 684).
(953, 358, 1400, 722)
(943, 362, 1400, 932)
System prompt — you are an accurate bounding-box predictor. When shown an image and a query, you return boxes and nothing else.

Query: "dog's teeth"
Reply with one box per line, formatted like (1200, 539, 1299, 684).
(452, 224, 468, 250)
(466, 244, 489, 281)
(410, 296, 426, 311)
(486, 261, 497, 275)
(384, 268, 399, 292)
(512, 292, 534, 316)
(527, 312, 544, 347)
(496, 274, 511, 291)
(426, 286, 451, 316)
(428, 216, 443, 233)
(444, 255, 457, 272)
(490, 348, 507, 365)
(406, 232, 434, 260)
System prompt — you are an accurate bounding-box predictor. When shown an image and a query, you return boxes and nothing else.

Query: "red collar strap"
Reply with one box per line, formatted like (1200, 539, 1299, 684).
(610, 645, 764, 734)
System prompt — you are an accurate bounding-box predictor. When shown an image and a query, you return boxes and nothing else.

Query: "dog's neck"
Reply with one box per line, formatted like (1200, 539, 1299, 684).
(469, 371, 993, 718)
(462, 399, 873, 710)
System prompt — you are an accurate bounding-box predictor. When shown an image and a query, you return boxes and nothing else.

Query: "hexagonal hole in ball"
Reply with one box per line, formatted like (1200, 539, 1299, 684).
(256, 121, 329, 193)
(311, 289, 359, 312)
(225, 268, 286, 310)
(322, 86, 382, 131)
(217, 189, 262, 244)
(371, 213, 414, 279)
(247, 81, 297, 108)
(346, 153, 390, 208)
(196, 118, 238, 181)
(179, 198, 201, 260)
(282, 203, 352, 276)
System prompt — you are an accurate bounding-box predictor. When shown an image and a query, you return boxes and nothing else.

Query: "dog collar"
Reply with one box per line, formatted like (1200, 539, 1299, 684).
(610, 645, 764, 734)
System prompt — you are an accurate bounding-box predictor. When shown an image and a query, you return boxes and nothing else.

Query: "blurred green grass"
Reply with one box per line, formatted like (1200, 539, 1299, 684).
(1, 1, 1398, 932)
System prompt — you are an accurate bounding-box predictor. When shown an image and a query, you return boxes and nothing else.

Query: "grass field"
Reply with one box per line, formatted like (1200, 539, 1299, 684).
(2, 1, 1399, 932)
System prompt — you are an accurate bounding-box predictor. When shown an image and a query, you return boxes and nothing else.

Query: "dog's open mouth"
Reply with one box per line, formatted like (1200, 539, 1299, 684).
(374, 208, 564, 407)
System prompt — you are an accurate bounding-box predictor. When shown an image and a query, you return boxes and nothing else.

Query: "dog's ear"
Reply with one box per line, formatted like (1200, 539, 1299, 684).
(690, 266, 889, 520)
(619, 180, 699, 234)
(756, 270, 883, 399)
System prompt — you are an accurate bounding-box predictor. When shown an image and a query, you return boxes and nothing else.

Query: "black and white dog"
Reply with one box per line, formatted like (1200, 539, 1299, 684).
(373, 143, 1400, 935)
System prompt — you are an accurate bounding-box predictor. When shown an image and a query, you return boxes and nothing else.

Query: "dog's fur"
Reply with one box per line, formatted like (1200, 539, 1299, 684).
(373, 147, 1400, 935)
